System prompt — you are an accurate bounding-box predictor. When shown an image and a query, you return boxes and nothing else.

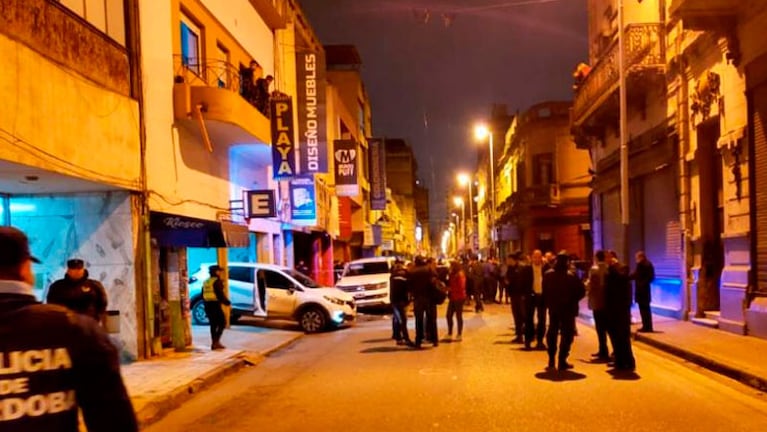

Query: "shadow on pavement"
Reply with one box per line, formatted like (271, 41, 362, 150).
(361, 338, 395, 344)
(606, 368, 641, 380)
(359, 346, 418, 354)
(535, 369, 587, 382)
(493, 340, 517, 345)
(580, 357, 611, 365)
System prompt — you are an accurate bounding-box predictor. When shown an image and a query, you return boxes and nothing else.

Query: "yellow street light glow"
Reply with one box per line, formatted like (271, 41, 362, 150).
(457, 173, 470, 186)
(453, 196, 464, 207)
(474, 124, 490, 141)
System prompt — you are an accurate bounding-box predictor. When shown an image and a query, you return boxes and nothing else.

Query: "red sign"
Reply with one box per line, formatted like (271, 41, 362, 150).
(339, 197, 353, 240)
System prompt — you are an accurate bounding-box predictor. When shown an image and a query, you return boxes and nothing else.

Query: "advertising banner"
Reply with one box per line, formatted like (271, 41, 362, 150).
(296, 49, 328, 174)
(270, 96, 297, 179)
(289, 176, 317, 225)
(333, 140, 359, 196)
(368, 138, 387, 210)
(338, 197, 353, 240)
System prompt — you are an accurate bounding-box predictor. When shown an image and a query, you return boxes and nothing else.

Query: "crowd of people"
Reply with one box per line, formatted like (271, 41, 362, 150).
(388, 247, 655, 373)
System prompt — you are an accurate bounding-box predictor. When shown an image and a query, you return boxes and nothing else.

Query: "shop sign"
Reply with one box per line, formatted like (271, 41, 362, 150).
(246, 190, 276, 218)
(334, 140, 359, 196)
(338, 197, 353, 240)
(270, 96, 297, 179)
(296, 48, 328, 174)
(368, 138, 387, 210)
(290, 176, 317, 225)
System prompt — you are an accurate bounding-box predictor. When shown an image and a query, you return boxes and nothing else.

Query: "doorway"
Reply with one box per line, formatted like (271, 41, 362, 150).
(696, 120, 724, 314)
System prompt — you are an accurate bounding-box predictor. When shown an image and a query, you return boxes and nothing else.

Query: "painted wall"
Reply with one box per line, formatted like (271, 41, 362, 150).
(10, 192, 138, 360)
(0, 33, 141, 190)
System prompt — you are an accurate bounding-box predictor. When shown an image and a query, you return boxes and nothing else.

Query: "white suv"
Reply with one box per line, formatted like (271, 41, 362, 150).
(189, 263, 356, 333)
(335, 257, 394, 308)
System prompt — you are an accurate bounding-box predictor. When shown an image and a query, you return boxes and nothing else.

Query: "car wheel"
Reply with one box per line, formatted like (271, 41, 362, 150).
(299, 307, 327, 333)
(191, 299, 209, 325)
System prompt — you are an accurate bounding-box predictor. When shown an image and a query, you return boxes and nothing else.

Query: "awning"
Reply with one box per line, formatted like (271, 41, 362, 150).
(150, 212, 250, 248)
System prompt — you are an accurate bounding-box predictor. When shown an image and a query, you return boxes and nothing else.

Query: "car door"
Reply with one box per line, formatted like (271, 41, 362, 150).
(227, 266, 255, 311)
(262, 270, 298, 318)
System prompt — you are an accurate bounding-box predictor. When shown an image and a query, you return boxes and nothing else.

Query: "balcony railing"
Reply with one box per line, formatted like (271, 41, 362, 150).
(525, 184, 560, 207)
(572, 23, 664, 126)
(174, 56, 270, 117)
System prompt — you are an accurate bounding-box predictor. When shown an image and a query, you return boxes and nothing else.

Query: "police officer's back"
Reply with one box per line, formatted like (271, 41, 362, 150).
(0, 226, 137, 432)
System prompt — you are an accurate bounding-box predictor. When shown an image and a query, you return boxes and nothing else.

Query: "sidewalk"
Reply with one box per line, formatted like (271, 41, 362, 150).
(121, 323, 303, 428)
(578, 300, 767, 392)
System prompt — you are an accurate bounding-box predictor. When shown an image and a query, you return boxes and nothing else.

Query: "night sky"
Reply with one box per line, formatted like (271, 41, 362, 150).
(299, 0, 588, 229)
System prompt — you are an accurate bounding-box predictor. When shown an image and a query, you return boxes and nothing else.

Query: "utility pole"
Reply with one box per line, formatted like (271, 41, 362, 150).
(618, 0, 630, 263)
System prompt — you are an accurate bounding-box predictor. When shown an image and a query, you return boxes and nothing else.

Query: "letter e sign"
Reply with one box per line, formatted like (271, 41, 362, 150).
(246, 190, 276, 218)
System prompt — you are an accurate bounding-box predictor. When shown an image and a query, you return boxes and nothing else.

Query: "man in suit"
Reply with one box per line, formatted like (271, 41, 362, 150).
(631, 251, 656, 333)
(542, 252, 586, 371)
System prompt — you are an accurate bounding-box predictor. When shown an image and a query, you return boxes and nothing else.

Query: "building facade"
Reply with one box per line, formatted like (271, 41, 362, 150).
(497, 102, 591, 260)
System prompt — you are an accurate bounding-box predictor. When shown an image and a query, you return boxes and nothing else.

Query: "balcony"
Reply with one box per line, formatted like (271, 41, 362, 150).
(572, 23, 665, 129)
(669, 0, 740, 30)
(524, 184, 561, 208)
(173, 57, 271, 148)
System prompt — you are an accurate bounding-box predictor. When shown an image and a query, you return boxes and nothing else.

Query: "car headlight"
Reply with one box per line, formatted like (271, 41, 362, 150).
(324, 296, 346, 306)
(369, 282, 387, 290)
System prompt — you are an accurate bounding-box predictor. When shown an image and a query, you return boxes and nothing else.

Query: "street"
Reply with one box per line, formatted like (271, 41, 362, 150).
(144, 304, 767, 432)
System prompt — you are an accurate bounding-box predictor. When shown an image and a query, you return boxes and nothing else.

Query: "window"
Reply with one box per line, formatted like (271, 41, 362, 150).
(180, 14, 202, 75)
(57, 0, 126, 46)
(262, 270, 294, 290)
(228, 266, 254, 283)
(343, 261, 390, 277)
(214, 43, 230, 88)
(533, 153, 555, 185)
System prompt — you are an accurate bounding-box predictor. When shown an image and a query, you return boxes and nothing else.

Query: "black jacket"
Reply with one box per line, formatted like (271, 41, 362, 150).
(389, 265, 410, 304)
(606, 262, 633, 311)
(47, 270, 108, 321)
(542, 268, 586, 317)
(630, 260, 655, 304)
(0, 286, 137, 432)
(408, 265, 436, 303)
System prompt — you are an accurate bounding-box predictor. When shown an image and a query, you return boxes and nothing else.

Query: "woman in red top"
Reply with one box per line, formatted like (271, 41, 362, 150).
(446, 261, 467, 340)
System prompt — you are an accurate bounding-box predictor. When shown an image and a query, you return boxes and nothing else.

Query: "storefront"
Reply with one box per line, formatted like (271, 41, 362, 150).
(149, 211, 249, 351)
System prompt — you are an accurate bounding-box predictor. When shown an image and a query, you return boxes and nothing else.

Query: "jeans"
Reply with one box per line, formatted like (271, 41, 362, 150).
(593, 309, 610, 357)
(510, 294, 526, 337)
(446, 299, 465, 335)
(392, 302, 411, 342)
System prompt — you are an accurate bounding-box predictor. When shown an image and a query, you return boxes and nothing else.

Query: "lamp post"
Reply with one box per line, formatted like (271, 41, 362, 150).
(474, 124, 496, 258)
(457, 173, 474, 251)
(453, 196, 466, 252)
(618, 0, 629, 263)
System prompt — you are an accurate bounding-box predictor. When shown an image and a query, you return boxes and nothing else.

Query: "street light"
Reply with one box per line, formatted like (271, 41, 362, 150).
(453, 196, 466, 252)
(474, 124, 496, 257)
(457, 172, 474, 251)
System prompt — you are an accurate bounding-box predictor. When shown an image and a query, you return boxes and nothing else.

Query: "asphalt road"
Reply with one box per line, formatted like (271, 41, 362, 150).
(144, 303, 767, 432)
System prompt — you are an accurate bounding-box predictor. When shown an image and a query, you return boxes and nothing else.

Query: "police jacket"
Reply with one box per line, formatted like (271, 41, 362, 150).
(46, 270, 108, 322)
(202, 277, 231, 306)
(0, 280, 137, 432)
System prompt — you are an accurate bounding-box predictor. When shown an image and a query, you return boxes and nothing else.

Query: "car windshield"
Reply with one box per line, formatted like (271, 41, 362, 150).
(285, 269, 322, 288)
(343, 261, 390, 277)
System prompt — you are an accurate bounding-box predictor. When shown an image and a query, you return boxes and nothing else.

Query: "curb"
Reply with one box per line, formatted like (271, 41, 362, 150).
(135, 333, 303, 428)
(633, 332, 767, 393)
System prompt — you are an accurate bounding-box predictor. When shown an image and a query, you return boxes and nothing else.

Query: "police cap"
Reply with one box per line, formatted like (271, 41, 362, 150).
(0, 226, 40, 267)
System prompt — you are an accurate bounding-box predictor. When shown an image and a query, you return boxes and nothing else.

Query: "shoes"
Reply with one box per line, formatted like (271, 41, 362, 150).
(558, 361, 574, 371)
(455, 335, 462, 341)
(535, 342, 547, 351)
(547, 358, 556, 370)
(511, 336, 524, 344)
(211, 342, 226, 350)
(444, 334, 452, 341)
(396, 339, 406, 346)
(591, 352, 608, 358)
(524, 343, 532, 350)
(638, 328, 654, 333)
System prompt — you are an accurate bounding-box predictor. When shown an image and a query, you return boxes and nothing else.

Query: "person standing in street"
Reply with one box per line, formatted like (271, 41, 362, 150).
(470, 258, 485, 312)
(605, 251, 636, 371)
(631, 251, 656, 333)
(524, 250, 549, 350)
(203, 265, 231, 350)
(542, 252, 586, 371)
(445, 261, 466, 341)
(0, 227, 137, 432)
(505, 252, 526, 343)
(409, 256, 438, 348)
(47, 258, 108, 324)
(390, 260, 412, 346)
(587, 250, 611, 360)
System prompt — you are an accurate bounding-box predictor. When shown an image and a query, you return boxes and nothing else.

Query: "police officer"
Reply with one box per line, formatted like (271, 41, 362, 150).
(203, 265, 231, 350)
(47, 258, 108, 323)
(0, 226, 137, 432)
(542, 252, 586, 371)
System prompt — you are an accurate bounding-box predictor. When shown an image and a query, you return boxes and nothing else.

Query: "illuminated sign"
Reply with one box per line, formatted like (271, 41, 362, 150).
(270, 96, 297, 179)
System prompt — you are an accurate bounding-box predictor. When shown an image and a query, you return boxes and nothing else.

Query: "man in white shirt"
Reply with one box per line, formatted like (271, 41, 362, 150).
(524, 250, 550, 350)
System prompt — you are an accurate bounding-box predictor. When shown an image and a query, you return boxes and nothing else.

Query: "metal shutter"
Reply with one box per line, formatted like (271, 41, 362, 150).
(642, 167, 681, 279)
(754, 84, 767, 293)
